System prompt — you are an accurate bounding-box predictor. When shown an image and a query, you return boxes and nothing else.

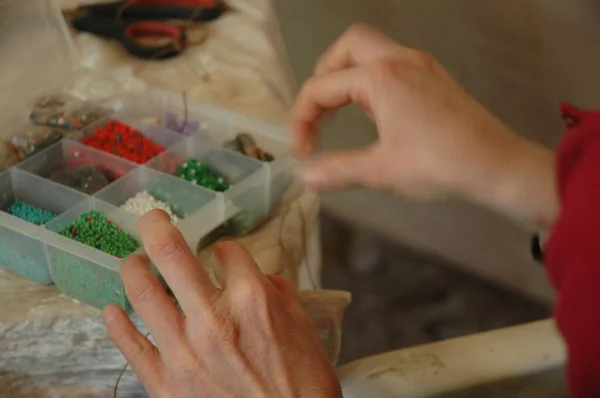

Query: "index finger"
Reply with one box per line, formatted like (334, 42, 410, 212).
(314, 23, 402, 76)
(290, 68, 366, 157)
(138, 210, 218, 316)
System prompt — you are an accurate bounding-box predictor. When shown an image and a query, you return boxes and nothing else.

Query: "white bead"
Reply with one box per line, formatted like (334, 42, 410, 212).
(120, 190, 180, 224)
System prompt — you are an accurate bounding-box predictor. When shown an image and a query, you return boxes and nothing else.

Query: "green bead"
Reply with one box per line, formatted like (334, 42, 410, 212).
(185, 169, 197, 180)
(59, 211, 139, 258)
(171, 158, 231, 192)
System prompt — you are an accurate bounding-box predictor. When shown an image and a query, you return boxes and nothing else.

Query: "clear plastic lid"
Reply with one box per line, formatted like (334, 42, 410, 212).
(0, 0, 77, 133)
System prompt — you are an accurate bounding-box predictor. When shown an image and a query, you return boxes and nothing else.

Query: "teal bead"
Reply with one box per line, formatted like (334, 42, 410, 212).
(7, 200, 57, 225)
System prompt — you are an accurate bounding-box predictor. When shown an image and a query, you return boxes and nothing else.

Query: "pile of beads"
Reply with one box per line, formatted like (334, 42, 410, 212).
(223, 133, 274, 162)
(69, 147, 131, 181)
(82, 120, 166, 164)
(7, 200, 57, 225)
(10, 126, 64, 160)
(0, 140, 20, 172)
(59, 211, 139, 258)
(30, 94, 108, 130)
(50, 166, 110, 195)
(0, 128, 65, 172)
(175, 159, 230, 192)
(121, 190, 180, 224)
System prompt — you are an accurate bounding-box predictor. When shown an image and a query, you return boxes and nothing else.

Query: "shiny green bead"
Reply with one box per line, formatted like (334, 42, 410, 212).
(172, 158, 230, 192)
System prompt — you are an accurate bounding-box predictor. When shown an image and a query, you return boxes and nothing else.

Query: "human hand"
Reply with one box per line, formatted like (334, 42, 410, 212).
(103, 210, 341, 398)
(291, 24, 557, 224)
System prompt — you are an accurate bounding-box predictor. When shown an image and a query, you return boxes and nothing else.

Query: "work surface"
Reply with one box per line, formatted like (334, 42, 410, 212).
(339, 320, 567, 398)
(0, 1, 351, 396)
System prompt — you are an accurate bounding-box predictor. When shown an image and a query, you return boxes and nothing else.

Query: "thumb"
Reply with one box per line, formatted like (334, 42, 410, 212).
(298, 147, 380, 191)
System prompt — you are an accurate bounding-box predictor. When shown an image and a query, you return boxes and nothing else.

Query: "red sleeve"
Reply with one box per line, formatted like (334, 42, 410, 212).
(546, 103, 600, 397)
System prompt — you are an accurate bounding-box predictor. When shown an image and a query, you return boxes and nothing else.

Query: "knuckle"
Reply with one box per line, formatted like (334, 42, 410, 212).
(295, 76, 320, 106)
(346, 22, 372, 38)
(302, 75, 321, 95)
(213, 240, 257, 270)
(176, 356, 203, 384)
(148, 231, 186, 263)
(127, 273, 158, 308)
(372, 59, 400, 80)
(203, 314, 239, 347)
(214, 240, 244, 256)
(130, 340, 157, 365)
(410, 50, 437, 70)
(234, 279, 271, 308)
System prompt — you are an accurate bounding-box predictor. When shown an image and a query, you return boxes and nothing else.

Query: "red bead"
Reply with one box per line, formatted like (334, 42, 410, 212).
(80, 119, 165, 164)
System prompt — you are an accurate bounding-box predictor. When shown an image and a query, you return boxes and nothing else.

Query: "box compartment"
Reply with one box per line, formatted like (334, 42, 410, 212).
(148, 136, 269, 235)
(44, 198, 144, 311)
(74, 112, 184, 164)
(16, 139, 137, 194)
(0, 169, 86, 284)
(94, 166, 224, 247)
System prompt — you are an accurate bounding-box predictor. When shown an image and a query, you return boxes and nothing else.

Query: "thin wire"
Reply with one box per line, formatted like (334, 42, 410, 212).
(278, 195, 320, 290)
(113, 361, 129, 398)
(113, 332, 151, 397)
(298, 195, 320, 290)
(180, 90, 189, 134)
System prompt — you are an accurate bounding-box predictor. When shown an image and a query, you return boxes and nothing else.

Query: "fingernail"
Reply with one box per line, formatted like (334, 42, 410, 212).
(299, 165, 328, 187)
(207, 252, 222, 284)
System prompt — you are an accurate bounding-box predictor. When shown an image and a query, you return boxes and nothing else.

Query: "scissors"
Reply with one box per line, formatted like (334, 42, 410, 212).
(69, 0, 225, 60)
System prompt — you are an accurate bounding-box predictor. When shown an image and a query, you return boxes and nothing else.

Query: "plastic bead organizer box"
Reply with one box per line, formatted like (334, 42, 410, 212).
(0, 1, 299, 312)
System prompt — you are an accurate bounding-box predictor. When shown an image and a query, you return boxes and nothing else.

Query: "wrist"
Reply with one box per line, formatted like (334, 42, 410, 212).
(465, 134, 558, 228)
(301, 380, 342, 398)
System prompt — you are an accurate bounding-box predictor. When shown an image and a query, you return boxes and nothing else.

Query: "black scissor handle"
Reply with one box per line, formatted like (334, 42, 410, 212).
(72, 15, 128, 39)
(78, 0, 225, 22)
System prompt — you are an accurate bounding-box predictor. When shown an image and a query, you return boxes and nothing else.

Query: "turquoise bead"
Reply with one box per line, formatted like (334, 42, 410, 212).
(7, 200, 57, 225)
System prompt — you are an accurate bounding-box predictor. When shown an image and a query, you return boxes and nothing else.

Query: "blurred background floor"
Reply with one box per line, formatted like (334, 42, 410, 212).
(319, 212, 551, 365)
